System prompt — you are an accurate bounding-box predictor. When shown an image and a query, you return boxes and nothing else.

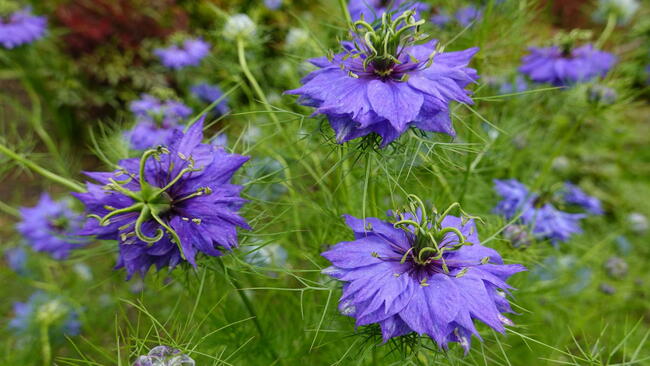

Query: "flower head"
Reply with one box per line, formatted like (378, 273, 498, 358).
(286, 11, 479, 146)
(520, 42, 616, 86)
(16, 193, 86, 260)
(322, 197, 525, 352)
(348, 0, 429, 23)
(0, 7, 46, 49)
(74, 121, 250, 279)
(593, 0, 639, 25)
(562, 182, 604, 215)
(154, 38, 210, 69)
(223, 14, 256, 41)
(191, 83, 230, 115)
(133, 345, 195, 366)
(493, 179, 591, 245)
(498, 75, 528, 95)
(10, 292, 81, 340)
(264, 0, 283, 10)
(588, 84, 617, 105)
(5, 246, 28, 275)
(127, 94, 192, 150)
(430, 11, 451, 27)
(455, 6, 482, 27)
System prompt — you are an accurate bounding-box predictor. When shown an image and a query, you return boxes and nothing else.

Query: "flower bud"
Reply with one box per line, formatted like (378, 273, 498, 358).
(223, 14, 256, 41)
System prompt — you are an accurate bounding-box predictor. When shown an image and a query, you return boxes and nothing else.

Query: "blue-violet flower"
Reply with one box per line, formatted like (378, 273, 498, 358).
(287, 11, 479, 146)
(17, 193, 86, 260)
(519, 43, 616, 86)
(127, 94, 192, 150)
(322, 197, 525, 352)
(154, 38, 210, 69)
(74, 121, 250, 279)
(0, 7, 46, 49)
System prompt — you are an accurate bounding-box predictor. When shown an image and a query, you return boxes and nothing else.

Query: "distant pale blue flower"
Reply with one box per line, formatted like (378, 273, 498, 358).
(75, 121, 250, 279)
(520, 44, 616, 86)
(154, 38, 210, 69)
(348, 0, 430, 22)
(562, 182, 604, 215)
(10, 292, 81, 340)
(5, 246, 28, 275)
(211, 133, 228, 148)
(17, 193, 86, 260)
(286, 13, 479, 147)
(133, 345, 194, 366)
(455, 6, 482, 27)
(245, 243, 288, 268)
(191, 83, 230, 115)
(127, 94, 192, 150)
(242, 157, 288, 201)
(499, 75, 528, 94)
(593, 0, 639, 25)
(264, 0, 283, 10)
(502, 224, 533, 248)
(627, 212, 648, 233)
(599, 283, 616, 295)
(223, 14, 256, 41)
(604, 257, 628, 279)
(0, 7, 46, 49)
(323, 200, 525, 352)
(531, 255, 592, 295)
(588, 84, 617, 105)
(431, 11, 451, 27)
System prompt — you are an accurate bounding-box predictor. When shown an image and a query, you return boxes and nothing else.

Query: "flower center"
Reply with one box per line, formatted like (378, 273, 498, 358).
(392, 197, 475, 272)
(48, 215, 70, 233)
(344, 10, 434, 82)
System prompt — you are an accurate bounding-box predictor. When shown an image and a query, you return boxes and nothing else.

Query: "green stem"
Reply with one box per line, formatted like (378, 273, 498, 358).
(40, 324, 51, 366)
(596, 13, 617, 49)
(0, 199, 20, 218)
(217, 260, 281, 363)
(236, 38, 281, 131)
(0, 143, 85, 192)
(21, 77, 64, 172)
(338, 0, 353, 28)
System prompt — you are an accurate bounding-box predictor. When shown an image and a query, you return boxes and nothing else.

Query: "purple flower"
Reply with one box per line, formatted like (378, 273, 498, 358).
(286, 13, 479, 147)
(133, 345, 195, 366)
(264, 0, 283, 10)
(588, 84, 617, 105)
(430, 11, 451, 27)
(0, 7, 47, 49)
(519, 44, 616, 86)
(191, 83, 230, 115)
(10, 292, 81, 338)
(498, 75, 528, 94)
(493, 179, 588, 245)
(562, 182, 604, 215)
(16, 193, 86, 260)
(126, 94, 192, 150)
(493, 179, 533, 219)
(348, 0, 430, 22)
(74, 121, 250, 279)
(522, 204, 585, 244)
(322, 199, 525, 352)
(154, 38, 210, 70)
(455, 6, 482, 27)
(5, 246, 28, 275)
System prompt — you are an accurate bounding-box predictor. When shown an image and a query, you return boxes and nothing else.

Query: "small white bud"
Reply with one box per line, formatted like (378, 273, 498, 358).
(223, 14, 256, 41)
